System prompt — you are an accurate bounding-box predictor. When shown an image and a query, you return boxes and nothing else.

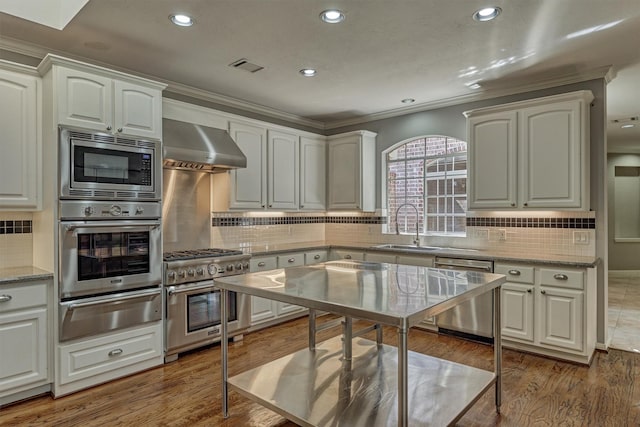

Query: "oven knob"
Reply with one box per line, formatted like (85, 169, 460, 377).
(168, 271, 177, 281)
(236, 263, 243, 271)
(196, 267, 204, 276)
(226, 264, 234, 272)
(187, 269, 195, 277)
(243, 262, 250, 270)
(83, 206, 95, 217)
(110, 205, 122, 216)
(207, 264, 217, 275)
(178, 270, 186, 278)
(136, 206, 144, 215)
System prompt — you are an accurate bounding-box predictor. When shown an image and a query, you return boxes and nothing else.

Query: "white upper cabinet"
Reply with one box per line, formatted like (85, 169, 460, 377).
(300, 136, 326, 210)
(229, 121, 268, 209)
(268, 130, 299, 210)
(465, 90, 593, 210)
(0, 65, 41, 210)
(41, 55, 165, 139)
(327, 130, 377, 212)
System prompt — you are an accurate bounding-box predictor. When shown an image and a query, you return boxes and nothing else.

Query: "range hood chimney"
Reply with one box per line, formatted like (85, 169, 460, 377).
(162, 118, 247, 173)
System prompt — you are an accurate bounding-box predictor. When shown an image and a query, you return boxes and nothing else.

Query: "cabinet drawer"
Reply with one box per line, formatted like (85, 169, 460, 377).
(250, 257, 277, 272)
(540, 269, 584, 290)
(330, 250, 365, 261)
(277, 252, 305, 268)
(59, 322, 162, 385)
(495, 264, 534, 284)
(305, 250, 327, 265)
(0, 282, 47, 313)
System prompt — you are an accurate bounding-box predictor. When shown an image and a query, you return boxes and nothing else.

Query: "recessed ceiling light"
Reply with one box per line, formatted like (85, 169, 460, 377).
(472, 7, 501, 22)
(401, 98, 415, 104)
(299, 68, 317, 77)
(170, 14, 194, 27)
(320, 9, 345, 24)
(622, 124, 636, 128)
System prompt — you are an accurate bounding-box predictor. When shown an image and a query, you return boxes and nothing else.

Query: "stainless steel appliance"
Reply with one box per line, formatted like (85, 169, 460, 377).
(59, 127, 161, 200)
(58, 200, 163, 341)
(434, 257, 495, 343)
(163, 249, 251, 362)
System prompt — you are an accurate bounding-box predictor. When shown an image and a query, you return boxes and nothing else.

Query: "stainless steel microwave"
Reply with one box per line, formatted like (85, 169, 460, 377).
(59, 127, 162, 200)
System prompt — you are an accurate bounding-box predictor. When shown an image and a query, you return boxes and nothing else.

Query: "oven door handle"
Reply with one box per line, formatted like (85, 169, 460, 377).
(65, 222, 160, 232)
(67, 287, 161, 310)
(167, 283, 217, 296)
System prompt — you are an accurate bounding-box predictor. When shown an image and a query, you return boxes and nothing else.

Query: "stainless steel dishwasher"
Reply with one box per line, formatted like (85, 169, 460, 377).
(434, 257, 494, 343)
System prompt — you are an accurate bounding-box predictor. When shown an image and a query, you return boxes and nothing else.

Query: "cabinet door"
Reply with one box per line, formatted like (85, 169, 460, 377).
(0, 307, 47, 392)
(113, 80, 162, 139)
(0, 69, 40, 209)
(501, 283, 534, 342)
(538, 286, 584, 351)
(520, 101, 583, 208)
(328, 137, 361, 209)
(300, 137, 326, 210)
(57, 67, 113, 131)
(229, 122, 267, 209)
(250, 297, 276, 324)
(467, 111, 518, 209)
(268, 130, 299, 210)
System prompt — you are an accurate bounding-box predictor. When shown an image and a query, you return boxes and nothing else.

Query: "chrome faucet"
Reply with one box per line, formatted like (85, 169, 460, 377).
(394, 203, 420, 246)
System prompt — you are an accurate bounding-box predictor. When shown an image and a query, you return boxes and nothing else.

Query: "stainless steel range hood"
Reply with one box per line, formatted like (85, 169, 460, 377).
(162, 118, 247, 172)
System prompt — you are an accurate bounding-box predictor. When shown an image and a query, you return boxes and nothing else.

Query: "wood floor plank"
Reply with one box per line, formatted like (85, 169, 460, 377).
(1, 316, 639, 426)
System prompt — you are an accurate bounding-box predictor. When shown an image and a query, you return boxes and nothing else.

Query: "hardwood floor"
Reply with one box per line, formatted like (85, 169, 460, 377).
(2, 316, 640, 426)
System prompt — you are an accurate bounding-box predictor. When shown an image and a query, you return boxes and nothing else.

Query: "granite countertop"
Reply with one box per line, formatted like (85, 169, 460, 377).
(233, 241, 598, 268)
(0, 266, 53, 285)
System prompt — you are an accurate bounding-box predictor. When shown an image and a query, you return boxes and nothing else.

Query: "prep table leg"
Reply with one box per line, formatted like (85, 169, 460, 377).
(308, 309, 317, 350)
(494, 287, 502, 413)
(342, 316, 353, 361)
(221, 289, 229, 418)
(398, 326, 408, 427)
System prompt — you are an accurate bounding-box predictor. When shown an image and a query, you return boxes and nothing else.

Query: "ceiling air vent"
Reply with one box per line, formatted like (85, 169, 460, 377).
(229, 58, 264, 73)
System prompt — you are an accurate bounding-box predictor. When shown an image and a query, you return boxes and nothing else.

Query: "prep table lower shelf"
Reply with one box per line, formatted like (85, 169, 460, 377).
(228, 335, 495, 427)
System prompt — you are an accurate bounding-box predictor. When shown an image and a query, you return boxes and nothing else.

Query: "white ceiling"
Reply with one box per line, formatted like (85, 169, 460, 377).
(1, 0, 640, 150)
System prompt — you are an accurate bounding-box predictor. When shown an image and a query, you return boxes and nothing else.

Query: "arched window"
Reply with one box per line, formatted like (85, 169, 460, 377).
(384, 136, 467, 236)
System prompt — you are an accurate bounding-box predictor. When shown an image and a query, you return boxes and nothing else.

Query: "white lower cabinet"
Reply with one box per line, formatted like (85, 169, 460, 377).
(56, 322, 163, 396)
(496, 262, 595, 364)
(0, 279, 50, 405)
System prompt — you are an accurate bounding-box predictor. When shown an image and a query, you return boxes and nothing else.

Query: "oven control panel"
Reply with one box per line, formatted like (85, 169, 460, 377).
(164, 255, 251, 285)
(59, 200, 161, 220)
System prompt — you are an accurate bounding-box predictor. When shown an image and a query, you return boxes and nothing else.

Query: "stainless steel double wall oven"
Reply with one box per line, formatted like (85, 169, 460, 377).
(58, 127, 163, 342)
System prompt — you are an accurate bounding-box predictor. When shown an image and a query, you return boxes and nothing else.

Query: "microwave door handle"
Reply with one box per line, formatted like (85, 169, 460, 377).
(67, 288, 161, 310)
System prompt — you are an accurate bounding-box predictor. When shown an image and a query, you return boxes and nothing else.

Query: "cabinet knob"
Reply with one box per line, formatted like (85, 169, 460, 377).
(300, 205, 304, 208)
(510, 203, 516, 207)
(524, 203, 528, 207)
(108, 348, 123, 357)
(344, 255, 352, 259)
(508, 270, 521, 276)
(288, 258, 295, 263)
(106, 125, 113, 131)
(527, 288, 532, 293)
(553, 274, 568, 281)
(268, 204, 273, 208)
(541, 290, 547, 294)
(261, 205, 265, 208)
(117, 128, 123, 133)
(0, 294, 12, 303)
(314, 254, 321, 260)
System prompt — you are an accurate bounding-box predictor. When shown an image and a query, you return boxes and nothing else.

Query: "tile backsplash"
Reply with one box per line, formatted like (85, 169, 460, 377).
(211, 210, 596, 258)
(0, 213, 33, 268)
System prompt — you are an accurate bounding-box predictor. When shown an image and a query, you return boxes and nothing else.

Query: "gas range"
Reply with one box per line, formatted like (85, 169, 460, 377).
(163, 248, 251, 285)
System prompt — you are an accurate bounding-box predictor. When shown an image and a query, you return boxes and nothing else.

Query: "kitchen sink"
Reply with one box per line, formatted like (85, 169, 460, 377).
(372, 244, 443, 251)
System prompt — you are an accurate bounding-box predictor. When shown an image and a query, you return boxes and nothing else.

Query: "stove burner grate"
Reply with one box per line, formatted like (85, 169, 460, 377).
(163, 248, 243, 261)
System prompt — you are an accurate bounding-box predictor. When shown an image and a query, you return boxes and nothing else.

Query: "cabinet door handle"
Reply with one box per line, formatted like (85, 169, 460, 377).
(314, 254, 321, 260)
(300, 205, 304, 208)
(541, 290, 547, 294)
(510, 203, 516, 207)
(108, 348, 123, 357)
(117, 128, 123, 133)
(0, 294, 12, 303)
(527, 288, 532, 293)
(257, 262, 266, 267)
(553, 274, 568, 281)
(261, 205, 265, 208)
(288, 258, 296, 263)
(344, 255, 352, 259)
(268, 204, 273, 208)
(508, 270, 521, 276)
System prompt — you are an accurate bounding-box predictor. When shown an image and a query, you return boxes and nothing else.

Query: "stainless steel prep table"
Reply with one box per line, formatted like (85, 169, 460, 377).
(216, 260, 506, 427)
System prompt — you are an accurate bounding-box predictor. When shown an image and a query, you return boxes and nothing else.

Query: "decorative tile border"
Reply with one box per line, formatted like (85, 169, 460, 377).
(466, 217, 595, 229)
(0, 220, 33, 234)
(212, 216, 386, 227)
